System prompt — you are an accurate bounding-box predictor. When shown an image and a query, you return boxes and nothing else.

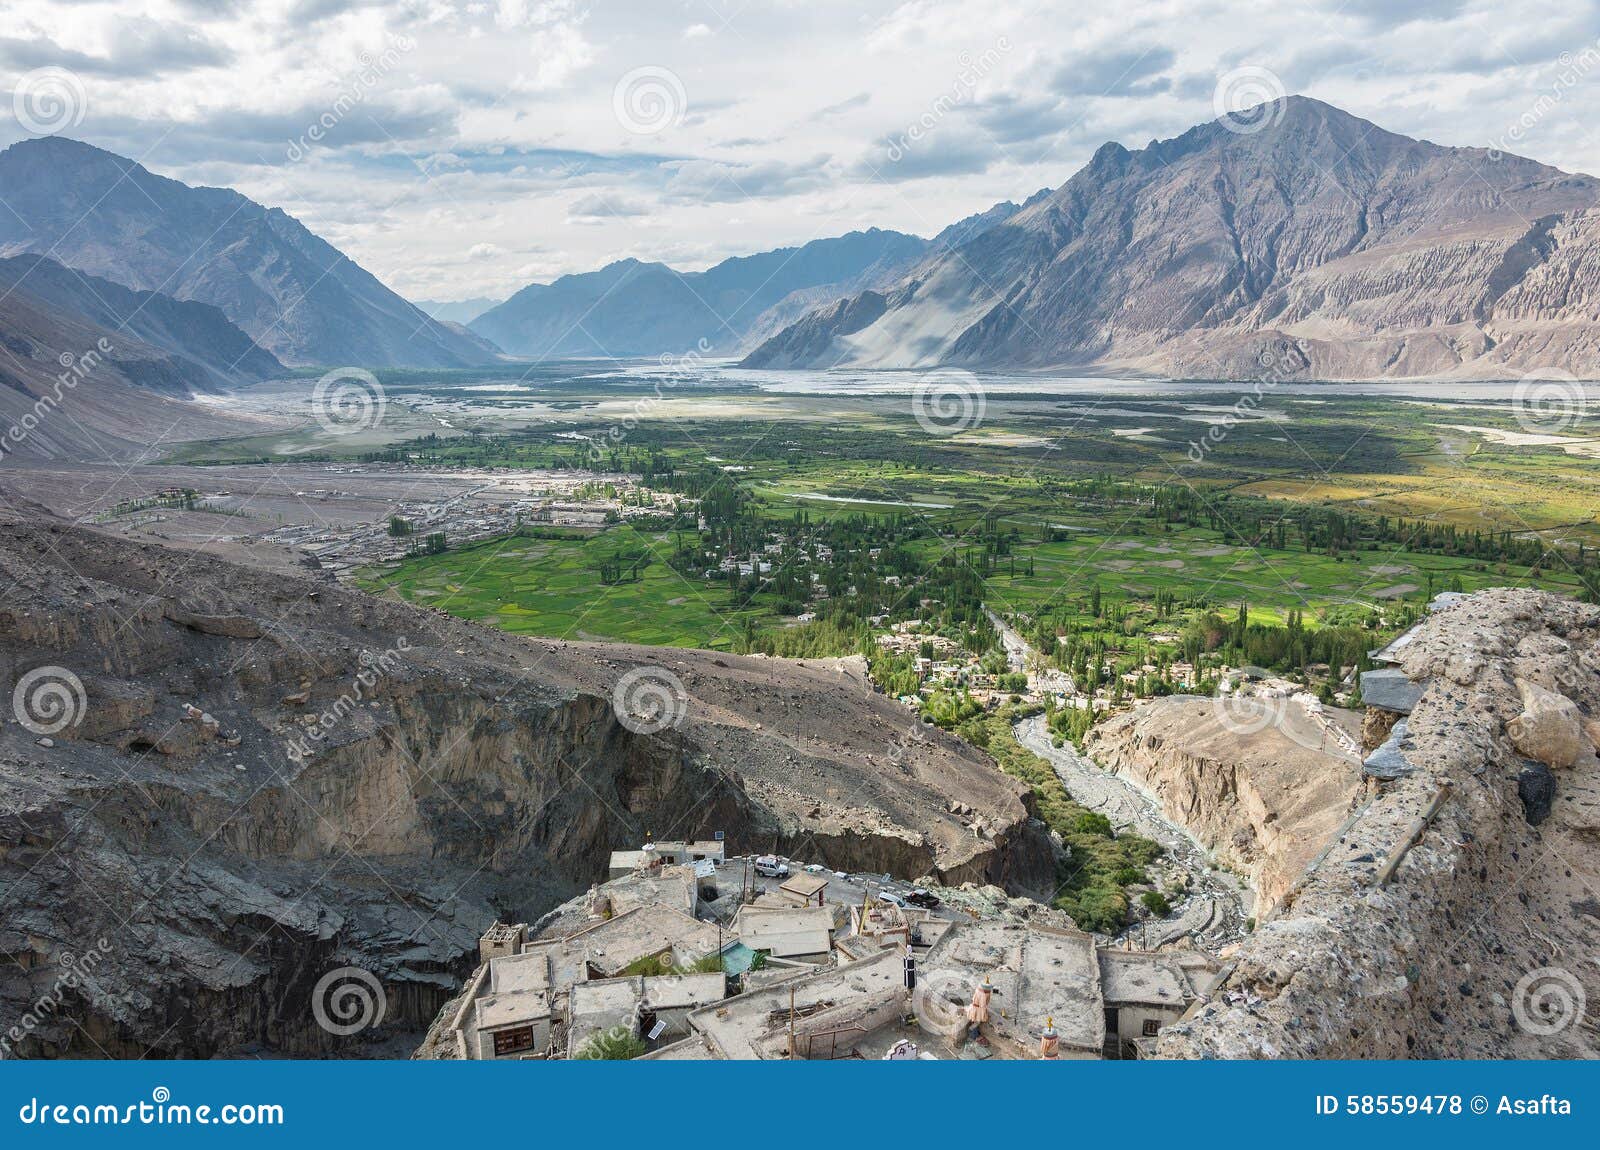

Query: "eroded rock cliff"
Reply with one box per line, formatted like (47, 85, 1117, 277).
(0, 510, 1054, 1057)
(1156, 590, 1600, 1058)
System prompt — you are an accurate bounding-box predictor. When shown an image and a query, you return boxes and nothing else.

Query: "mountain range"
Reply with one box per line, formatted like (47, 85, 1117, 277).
(470, 228, 933, 358)
(0, 137, 498, 370)
(0, 255, 280, 461)
(744, 96, 1600, 379)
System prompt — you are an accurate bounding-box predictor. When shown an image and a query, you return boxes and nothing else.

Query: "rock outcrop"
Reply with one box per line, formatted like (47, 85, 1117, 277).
(1085, 695, 1364, 914)
(1156, 590, 1600, 1059)
(0, 509, 1054, 1057)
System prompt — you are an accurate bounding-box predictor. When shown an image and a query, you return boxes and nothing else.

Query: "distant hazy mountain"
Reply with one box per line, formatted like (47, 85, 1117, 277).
(0, 255, 281, 390)
(0, 260, 277, 461)
(744, 97, 1600, 379)
(470, 228, 933, 358)
(0, 137, 500, 370)
(416, 297, 502, 326)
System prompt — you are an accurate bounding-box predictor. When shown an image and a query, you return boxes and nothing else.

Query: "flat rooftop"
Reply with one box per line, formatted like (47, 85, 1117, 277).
(569, 903, 723, 977)
(1099, 951, 1188, 1008)
(477, 989, 550, 1030)
(689, 947, 904, 1059)
(735, 905, 834, 958)
(921, 921, 1104, 1054)
(779, 873, 829, 898)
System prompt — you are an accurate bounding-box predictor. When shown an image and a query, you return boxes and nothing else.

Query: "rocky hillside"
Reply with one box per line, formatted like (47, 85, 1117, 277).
(1086, 694, 1364, 913)
(0, 255, 282, 390)
(0, 269, 280, 463)
(0, 506, 1054, 1057)
(745, 97, 1600, 380)
(0, 137, 499, 370)
(1156, 589, 1600, 1058)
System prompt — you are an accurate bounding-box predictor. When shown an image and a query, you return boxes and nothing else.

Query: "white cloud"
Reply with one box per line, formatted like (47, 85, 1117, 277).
(3, 0, 1598, 304)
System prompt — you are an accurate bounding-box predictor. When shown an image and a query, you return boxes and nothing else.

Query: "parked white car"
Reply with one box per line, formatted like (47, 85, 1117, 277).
(753, 855, 790, 878)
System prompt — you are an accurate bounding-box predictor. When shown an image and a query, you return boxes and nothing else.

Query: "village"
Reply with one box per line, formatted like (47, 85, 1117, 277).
(420, 840, 1220, 1061)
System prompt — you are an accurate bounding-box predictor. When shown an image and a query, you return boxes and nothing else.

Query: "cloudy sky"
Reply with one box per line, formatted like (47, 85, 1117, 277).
(4, 0, 1600, 305)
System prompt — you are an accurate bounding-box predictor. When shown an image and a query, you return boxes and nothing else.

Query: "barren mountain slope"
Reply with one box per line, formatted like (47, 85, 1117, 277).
(0, 281, 280, 463)
(0, 137, 498, 369)
(746, 97, 1600, 379)
(0, 506, 1053, 1057)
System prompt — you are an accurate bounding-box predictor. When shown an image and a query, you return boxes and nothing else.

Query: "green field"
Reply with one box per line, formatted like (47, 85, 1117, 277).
(313, 374, 1597, 651)
(363, 527, 765, 649)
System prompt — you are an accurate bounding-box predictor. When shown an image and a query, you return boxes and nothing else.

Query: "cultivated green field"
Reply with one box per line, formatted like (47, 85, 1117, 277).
(299, 369, 1595, 650)
(364, 527, 764, 648)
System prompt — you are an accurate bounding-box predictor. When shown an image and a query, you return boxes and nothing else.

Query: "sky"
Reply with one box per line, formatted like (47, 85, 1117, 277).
(3, 0, 1600, 305)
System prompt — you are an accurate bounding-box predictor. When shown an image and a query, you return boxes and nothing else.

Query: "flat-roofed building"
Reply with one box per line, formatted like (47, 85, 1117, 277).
(642, 839, 726, 866)
(733, 904, 834, 962)
(778, 872, 829, 906)
(1099, 950, 1193, 1059)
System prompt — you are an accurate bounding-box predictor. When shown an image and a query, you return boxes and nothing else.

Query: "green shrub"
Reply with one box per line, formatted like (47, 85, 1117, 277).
(1140, 890, 1171, 916)
(572, 1030, 647, 1060)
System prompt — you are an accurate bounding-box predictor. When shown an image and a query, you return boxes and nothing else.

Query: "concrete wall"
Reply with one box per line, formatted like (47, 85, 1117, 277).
(475, 1017, 551, 1060)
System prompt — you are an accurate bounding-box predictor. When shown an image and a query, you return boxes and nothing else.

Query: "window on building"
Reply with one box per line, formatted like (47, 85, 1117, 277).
(1142, 1019, 1161, 1038)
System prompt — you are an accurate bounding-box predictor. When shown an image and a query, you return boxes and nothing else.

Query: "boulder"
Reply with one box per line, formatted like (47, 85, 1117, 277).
(1506, 679, 1581, 769)
(1517, 762, 1556, 826)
